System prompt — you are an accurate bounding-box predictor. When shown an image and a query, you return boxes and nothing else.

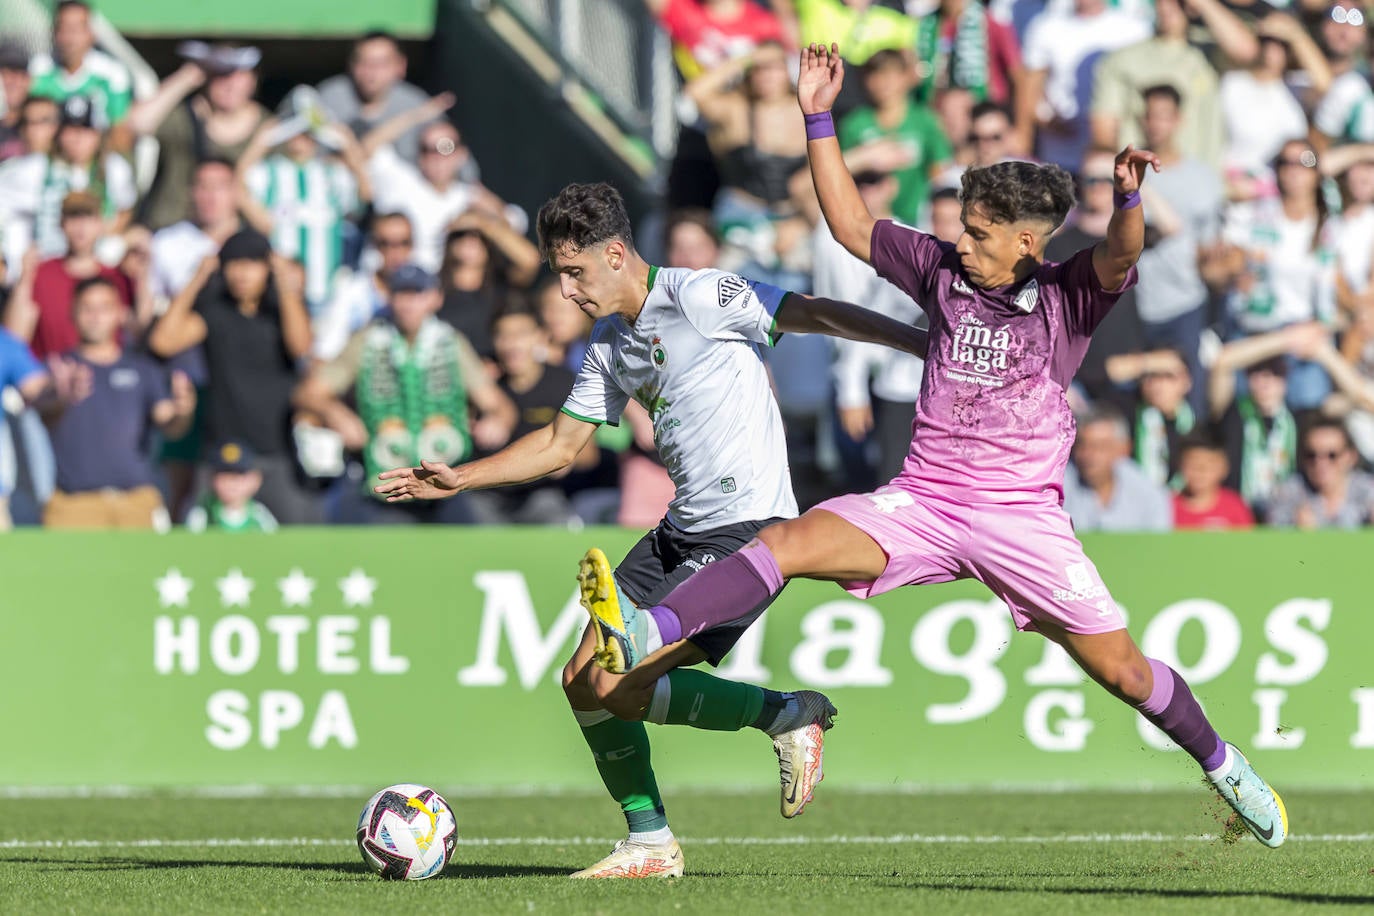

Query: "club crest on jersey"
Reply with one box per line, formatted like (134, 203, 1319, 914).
(651, 337, 667, 369)
(1014, 279, 1039, 313)
(717, 274, 749, 308)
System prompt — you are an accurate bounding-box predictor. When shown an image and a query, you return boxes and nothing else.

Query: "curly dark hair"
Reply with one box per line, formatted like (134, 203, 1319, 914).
(960, 160, 1077, 231)
(536, 182, 635, 261)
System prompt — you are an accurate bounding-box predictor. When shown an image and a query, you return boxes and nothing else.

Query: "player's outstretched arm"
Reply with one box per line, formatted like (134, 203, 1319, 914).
(799, 43, 876, 264)
(776, 294, 928, 359)
(1093, 145, 1161, 292)
(373, 411, 598, 502)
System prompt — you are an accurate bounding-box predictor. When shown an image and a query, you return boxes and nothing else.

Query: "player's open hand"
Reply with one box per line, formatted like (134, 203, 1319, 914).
(798, 43, 844, 115)
(1114, 145, 1161, 194)
(374, 459, 462, 502)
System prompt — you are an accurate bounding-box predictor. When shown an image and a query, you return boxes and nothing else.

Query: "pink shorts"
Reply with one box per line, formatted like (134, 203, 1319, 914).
(813, 483, 1126, 635)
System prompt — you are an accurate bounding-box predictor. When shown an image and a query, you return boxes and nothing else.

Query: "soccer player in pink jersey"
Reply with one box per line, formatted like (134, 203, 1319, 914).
(583, 42, 1288, 848)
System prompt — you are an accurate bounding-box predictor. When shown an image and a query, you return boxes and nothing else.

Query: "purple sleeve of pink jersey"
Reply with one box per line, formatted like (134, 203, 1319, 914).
(1059, 246, 1137, 336)
(869, 220, 949, 312)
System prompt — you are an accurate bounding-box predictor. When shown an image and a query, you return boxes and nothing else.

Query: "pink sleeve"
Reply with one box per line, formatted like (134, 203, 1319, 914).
(1060, 246, 1136, 336)
(869, 219, 950, 312)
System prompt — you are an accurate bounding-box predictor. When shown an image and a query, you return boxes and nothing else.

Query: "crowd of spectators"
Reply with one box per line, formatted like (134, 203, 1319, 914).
(4, 0, 1374, 533)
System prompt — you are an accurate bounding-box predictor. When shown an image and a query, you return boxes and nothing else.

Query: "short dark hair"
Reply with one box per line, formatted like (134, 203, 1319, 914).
(72, 275, 120, 304)
(960, 160, 1076, 229)
(356, 30, 402, 54)
(1141, 83, 1183, 109)
(863, 49, 907, 73)
(1178, 431, 1225, 457)
(970, 101, 1011, 123)
(1302, 416, 1356, 452)
(664, 207, 718, 249)
(194, 156, 234, 176)
(931, 186, 961, 206)
(536, 182, 635, 261)
(492, 297, 543, 331)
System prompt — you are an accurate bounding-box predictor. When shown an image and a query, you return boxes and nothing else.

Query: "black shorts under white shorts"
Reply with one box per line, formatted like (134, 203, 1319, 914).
(613, 515, 786, 666)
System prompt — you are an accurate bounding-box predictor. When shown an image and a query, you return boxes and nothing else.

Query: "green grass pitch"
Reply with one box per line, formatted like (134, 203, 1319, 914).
(1, 789, 1369, 914)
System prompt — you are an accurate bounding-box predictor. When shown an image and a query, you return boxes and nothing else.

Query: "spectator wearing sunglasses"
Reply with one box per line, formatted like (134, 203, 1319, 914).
(313, 212, 417, 361)
(1267, 417, 1374, 528)
(1313, 1, 1374, 149)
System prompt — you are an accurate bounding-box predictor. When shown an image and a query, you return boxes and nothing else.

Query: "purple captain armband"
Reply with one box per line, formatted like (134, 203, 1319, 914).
(1114, 189, 1141, 210)
(804, 111, 835, 141)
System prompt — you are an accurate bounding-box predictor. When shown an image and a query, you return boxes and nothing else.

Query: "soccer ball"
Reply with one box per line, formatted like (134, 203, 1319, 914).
(356, 784, 458, 880)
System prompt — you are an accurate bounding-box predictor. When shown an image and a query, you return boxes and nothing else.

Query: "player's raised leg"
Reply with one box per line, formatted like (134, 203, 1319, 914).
(561, 623, 683, 878)
(1046, 624, 1288, 847)
(580, 546, 839, 817)
(614, 510, 888, 653)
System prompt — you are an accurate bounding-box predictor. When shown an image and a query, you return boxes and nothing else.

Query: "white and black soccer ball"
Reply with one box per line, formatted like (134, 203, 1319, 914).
(356, 784, 458, 880)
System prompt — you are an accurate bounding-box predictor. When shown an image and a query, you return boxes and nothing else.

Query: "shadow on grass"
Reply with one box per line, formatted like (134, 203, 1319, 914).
(5, 857, 570, 879)
(883, 878, 1374, 907)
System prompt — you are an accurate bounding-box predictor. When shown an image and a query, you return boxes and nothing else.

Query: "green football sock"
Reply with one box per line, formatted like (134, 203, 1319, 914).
(656, 668, 770, 731)
(576, 713, 669, 833)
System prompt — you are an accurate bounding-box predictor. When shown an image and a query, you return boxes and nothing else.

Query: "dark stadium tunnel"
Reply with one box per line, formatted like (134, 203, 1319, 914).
(10, 857, 571, 878)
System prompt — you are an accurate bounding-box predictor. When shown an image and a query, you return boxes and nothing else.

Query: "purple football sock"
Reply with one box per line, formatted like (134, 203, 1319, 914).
(1137, 657, 1227, 772)
(646, 541, 785, 644)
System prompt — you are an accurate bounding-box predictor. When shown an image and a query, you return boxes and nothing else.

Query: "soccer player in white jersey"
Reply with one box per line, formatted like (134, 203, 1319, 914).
(581, 44, 1289, 850)
(375, 181, 929, 878)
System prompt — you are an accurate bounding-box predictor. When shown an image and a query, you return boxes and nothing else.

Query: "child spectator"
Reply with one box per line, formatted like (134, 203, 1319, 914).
(1172, 434, 1254, 530)
(185, 441, 279, 532)
(467, 303, 580, 525)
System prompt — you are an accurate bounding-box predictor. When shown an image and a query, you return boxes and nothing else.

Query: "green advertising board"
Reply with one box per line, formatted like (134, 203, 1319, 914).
(2, 530, 1368, 791)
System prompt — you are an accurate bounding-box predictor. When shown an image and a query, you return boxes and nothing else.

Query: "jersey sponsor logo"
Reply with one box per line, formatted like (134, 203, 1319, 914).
(1014, 279, 1039, 313)
(946, 314, 1013, 387)
(952, 278, 975, 296)
(717, 274, 750, 308)
(1052, 562, 1109, 603)
(867, 489, 914, 514)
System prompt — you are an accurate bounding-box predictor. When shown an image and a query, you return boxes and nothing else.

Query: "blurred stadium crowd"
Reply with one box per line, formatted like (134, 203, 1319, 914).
(3, 0, 1374, 532)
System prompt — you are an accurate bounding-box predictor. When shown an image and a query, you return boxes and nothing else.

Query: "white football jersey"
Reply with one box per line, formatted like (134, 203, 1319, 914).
(562, 266, 800, 532)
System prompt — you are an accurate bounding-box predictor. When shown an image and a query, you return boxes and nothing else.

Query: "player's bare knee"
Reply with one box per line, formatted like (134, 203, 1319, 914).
(757, 520, 805, 575)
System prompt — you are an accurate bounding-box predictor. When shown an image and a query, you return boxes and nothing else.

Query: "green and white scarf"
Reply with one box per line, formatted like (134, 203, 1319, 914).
(1238, 396, 1296, 508)
(356, 318, 472, 491)
(916, 2, 988, 104)
(1135, 402, 1194, 489)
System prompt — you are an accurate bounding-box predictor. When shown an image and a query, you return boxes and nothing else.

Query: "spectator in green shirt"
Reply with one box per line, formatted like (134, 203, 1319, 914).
(28, 1, 132, 129)
(838, 50, 953, 229)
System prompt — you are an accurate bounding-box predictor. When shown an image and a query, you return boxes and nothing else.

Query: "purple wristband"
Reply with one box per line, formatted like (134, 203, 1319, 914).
(804, 111, 835, 141)
(1114, 189, 1141, 210)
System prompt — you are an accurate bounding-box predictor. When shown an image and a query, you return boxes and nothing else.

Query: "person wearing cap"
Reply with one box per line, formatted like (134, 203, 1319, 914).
(0, 93, 135, 260)
(294, 262, 516, 523)
(148, 229, 319, 525)
(312, 212, 417, 361)
(126, 41, 269, 231)
(28, 1, 132, 129)
(237, 87, 371, 311)
(185, 441, 279, 533)
(4, 190, 133, 361)
(38, 275, 194, 529)
(317, 31, 436, 165)
(0, 42, 33, 162)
